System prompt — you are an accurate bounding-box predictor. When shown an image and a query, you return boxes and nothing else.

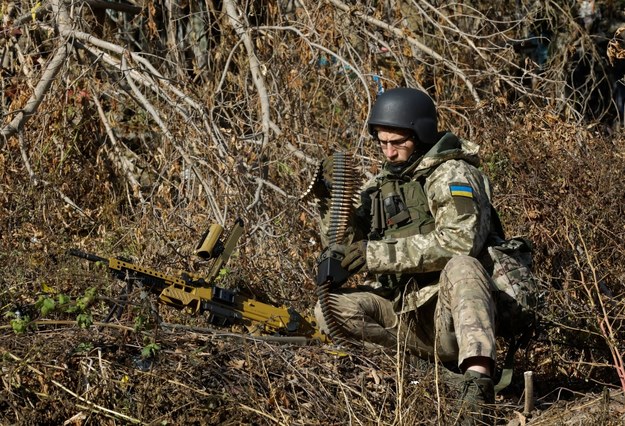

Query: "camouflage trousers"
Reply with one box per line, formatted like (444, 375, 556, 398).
(314, 255, 497, 368)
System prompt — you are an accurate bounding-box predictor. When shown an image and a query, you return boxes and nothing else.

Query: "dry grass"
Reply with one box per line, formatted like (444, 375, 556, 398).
(3, 107, 625, 424)
(3, 1, 625, 424)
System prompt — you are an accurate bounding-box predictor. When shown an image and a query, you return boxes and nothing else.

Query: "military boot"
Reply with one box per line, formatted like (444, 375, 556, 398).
(458, 370, 495, 425)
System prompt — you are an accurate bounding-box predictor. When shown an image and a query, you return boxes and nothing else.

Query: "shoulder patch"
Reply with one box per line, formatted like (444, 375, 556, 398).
(449, 182, 476, 215)
(449, 182, 474, 199)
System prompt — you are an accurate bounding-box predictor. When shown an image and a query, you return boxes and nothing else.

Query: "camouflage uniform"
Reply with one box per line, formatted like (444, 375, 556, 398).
(315, 132, 498, 369)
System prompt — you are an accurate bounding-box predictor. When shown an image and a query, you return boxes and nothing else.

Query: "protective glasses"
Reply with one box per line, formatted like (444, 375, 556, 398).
(376, 135, 414, 149)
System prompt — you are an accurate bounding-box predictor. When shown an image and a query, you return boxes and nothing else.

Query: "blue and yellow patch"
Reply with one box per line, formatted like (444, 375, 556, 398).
(449, 183, 474, 199)
(449, 182, 476, 215)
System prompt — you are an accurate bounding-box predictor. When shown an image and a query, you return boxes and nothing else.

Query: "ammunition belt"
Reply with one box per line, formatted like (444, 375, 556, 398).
(326, 152, 357, 245)
(317, 152, 358, 346)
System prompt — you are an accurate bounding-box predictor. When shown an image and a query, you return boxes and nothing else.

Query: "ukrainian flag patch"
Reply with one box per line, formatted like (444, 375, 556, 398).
(449, 183, 474, 199)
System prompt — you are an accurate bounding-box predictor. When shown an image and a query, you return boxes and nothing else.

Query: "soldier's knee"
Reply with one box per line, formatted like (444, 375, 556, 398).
(444, 254, 481, 274)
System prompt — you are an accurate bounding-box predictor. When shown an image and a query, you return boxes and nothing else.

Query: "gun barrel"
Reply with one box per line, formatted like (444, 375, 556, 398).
(67, 248, 108, 264)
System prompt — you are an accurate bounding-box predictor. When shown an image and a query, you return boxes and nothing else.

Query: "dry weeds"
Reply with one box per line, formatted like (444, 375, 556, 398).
(3, 1, 625, 424)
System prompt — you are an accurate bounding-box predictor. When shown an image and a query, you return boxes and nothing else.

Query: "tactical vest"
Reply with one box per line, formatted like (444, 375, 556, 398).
(368, 162, 438, 238)
(367, 165, 439, 288)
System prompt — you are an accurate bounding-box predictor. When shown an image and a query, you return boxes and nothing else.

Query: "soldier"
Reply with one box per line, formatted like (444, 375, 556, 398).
(314, 87, 499, 424)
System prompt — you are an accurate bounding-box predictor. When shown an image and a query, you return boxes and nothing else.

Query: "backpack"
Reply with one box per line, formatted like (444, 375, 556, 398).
(485, 236, 539, 339)
(483, 208, 540, 393)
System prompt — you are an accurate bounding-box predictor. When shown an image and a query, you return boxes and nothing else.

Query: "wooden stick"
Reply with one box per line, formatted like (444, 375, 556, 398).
(524, 370, 534, 415)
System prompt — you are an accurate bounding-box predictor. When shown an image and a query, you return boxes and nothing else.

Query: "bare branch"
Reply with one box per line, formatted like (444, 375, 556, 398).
(324, 0, 481, 103)
(84, 0, 142, 15)
(1, 44, 70, 141)
(223, 0, 275, 150)
(91, 88, 146, 205)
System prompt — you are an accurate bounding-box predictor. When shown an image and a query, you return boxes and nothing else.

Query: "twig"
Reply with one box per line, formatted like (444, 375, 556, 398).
(524, 371, 534, 415)
(323, 0, 481, 103)
(192, 170, 226, 225)
(68, 37, 197, 125)
(1, 43, 70, 140)
(5, 350, 143, 424)
(245, 175, 289, 211)
(31, 21, 213, 139)
(223, 0, 275, 150)
(246, 179, 264, 211)
(54, 380, 144, 424)
(256, 24, 372, 150)
(17, 132, 35, 180)
(119, 53, 224, 219)
(121, 55, 173, 141)
(417, 2, 510, 81)
(83, 0, 142, 15)
(434, 324, 444, 425)
(238, 403, 282, 424)
(565, 220, 625, 393)
(318, 375, 379, 420)
(91, 88, 146, 205)
(0, 320, 314, 344)
(72, 38, 224, 218)
(0, 319, 136, 332)
(16, 131, 92, 220)
(12, 0, 141, 26)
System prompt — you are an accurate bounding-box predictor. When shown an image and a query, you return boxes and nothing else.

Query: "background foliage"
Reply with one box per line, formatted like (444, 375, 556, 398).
(2, 0, 625, 424)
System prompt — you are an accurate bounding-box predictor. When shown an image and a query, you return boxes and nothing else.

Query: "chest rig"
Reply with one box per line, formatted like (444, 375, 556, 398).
(367, 165, 439, 289)
(368, 166, 436, 240)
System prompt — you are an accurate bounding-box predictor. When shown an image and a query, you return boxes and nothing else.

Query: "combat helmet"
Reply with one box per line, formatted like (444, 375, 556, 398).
(367, 88, 438, 145)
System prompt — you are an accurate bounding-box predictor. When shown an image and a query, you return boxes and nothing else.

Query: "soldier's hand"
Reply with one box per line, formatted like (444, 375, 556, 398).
(341, 240, 368, 274)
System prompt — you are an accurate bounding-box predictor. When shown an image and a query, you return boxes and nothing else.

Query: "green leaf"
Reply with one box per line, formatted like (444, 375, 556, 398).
(141, 342, 161, 359)
(57, 294, 70, 305)
(75, 342, 94, 353)
(76, 287, 97, 311)
(34, 295, 45, 309)
(76, 312, 92, 328)
(10, 316, 30, 334)
(134, 315, 146, 332)
(40, 297, 56, 316)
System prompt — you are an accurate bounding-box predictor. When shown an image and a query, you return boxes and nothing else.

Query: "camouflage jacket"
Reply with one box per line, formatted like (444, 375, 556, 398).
(325, 132, 495, 310)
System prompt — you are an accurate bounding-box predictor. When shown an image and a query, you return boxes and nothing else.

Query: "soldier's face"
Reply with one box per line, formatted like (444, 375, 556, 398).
(374, 127, 416, 163)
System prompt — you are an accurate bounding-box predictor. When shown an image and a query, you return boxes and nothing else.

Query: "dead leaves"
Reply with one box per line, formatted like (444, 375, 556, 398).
(607, 26, 625, 66)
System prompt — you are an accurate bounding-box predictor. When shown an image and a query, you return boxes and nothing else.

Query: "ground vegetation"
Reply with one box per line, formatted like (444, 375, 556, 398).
(2, 0, 625, 424)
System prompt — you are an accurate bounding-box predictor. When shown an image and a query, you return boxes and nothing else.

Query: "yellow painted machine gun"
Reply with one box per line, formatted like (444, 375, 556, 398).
(69, 219, 328, 343)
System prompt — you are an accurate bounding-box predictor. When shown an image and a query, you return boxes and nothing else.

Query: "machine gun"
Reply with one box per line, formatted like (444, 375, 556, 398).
(68, 219, 328, 343)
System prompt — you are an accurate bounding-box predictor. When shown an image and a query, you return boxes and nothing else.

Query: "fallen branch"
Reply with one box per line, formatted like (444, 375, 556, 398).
(1, 0, 73, 142)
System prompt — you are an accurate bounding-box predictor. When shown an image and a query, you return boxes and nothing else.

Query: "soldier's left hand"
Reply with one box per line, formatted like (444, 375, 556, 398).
(341, 240, 368, 274)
